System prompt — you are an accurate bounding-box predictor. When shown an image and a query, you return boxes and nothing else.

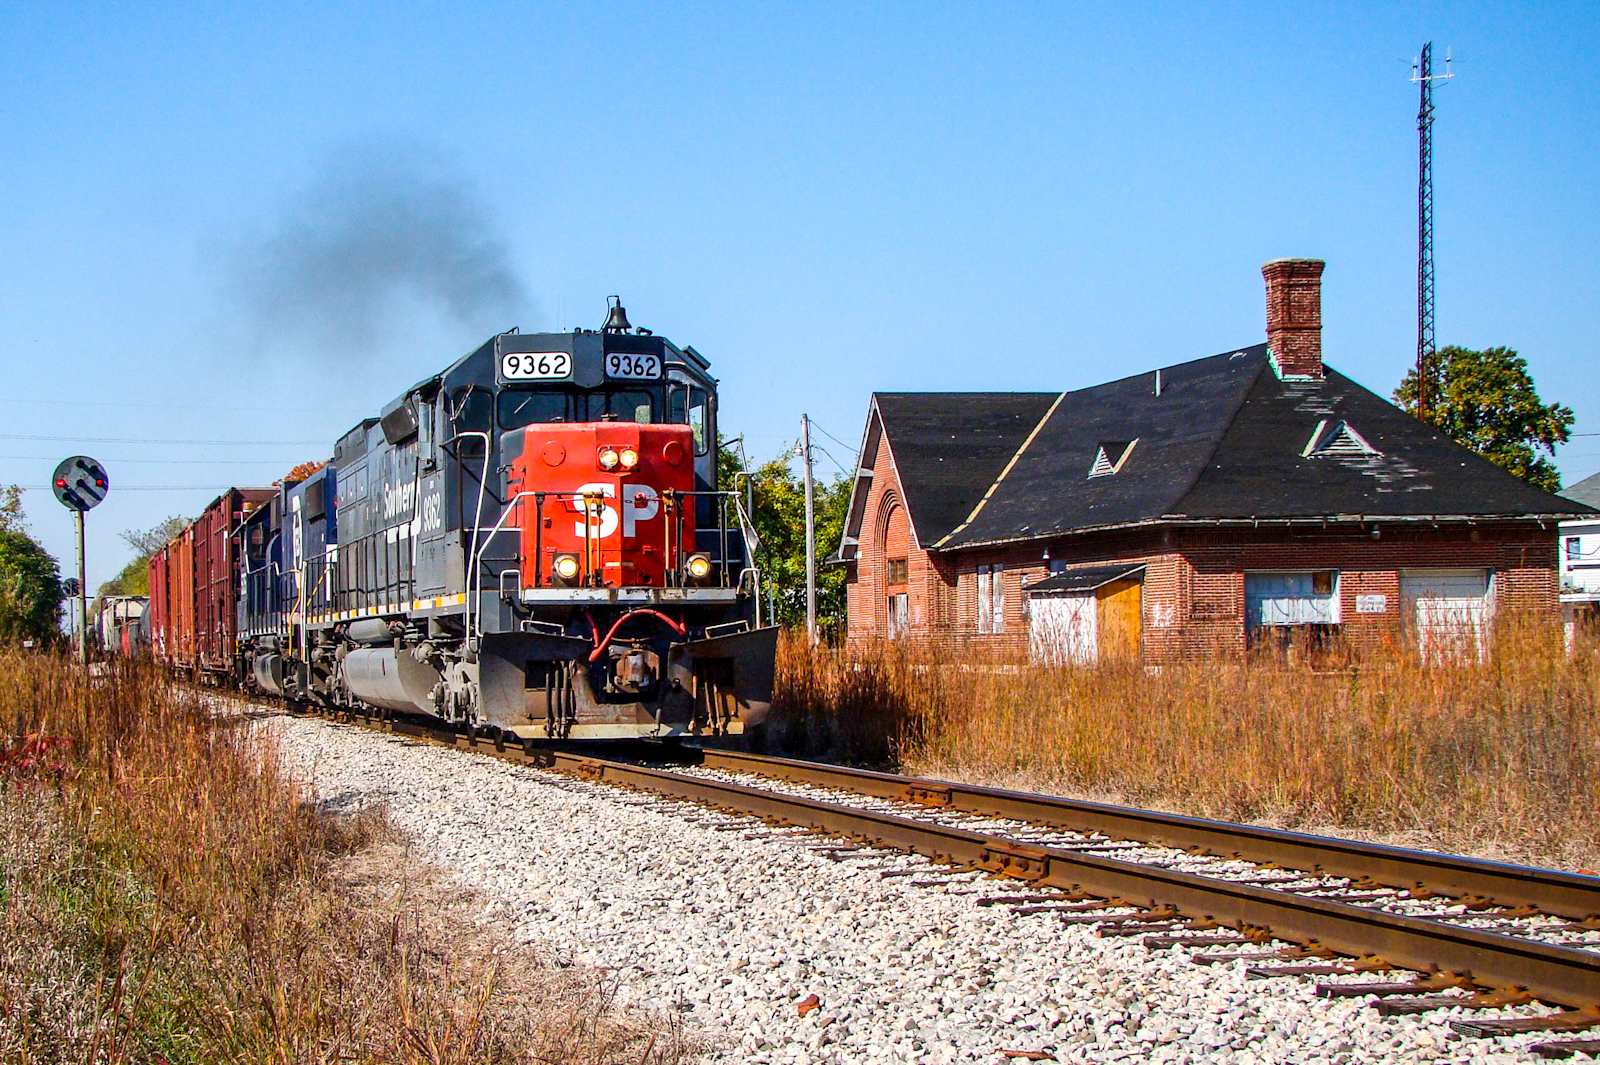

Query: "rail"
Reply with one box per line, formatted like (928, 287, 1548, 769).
(291, 706, 1600, 1019)
(676, 748, 1600, 922)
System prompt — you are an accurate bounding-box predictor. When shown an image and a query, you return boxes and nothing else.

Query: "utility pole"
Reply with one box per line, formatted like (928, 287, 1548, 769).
(800, 414, 817, 645)
(1412, 42, 1453, 420)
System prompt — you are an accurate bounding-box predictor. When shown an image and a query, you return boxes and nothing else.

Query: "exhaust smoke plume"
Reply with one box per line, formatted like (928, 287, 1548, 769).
(226, 142, 530, 358)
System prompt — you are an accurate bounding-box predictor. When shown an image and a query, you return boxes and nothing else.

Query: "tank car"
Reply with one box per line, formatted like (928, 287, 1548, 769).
(92, 595, 150, 656)
(235, 300, 776, 739)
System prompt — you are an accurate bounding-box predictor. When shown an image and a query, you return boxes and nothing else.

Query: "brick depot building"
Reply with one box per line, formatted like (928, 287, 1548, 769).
(837, 259, 1594, 662)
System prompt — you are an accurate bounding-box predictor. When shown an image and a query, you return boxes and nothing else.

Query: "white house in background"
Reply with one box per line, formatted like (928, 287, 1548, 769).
(1559, 471, 1600, 638)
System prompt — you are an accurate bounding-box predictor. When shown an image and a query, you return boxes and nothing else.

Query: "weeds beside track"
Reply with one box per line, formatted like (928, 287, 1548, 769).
(760, 628, 1600, 871)
(0, 654, 689, 1065)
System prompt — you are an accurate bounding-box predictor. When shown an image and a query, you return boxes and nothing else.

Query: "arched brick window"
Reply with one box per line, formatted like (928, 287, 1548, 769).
(877, 495, 910, 637)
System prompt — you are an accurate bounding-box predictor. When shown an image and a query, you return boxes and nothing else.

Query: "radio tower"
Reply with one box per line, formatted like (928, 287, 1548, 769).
(1411, 42, 1452, 420)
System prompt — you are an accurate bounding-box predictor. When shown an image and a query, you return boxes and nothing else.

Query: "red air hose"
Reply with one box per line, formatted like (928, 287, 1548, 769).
(588, 609, 688, 663)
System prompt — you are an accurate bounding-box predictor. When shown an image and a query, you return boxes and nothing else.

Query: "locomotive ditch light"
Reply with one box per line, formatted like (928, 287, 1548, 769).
(685, 553, 713, 581)
(552, 554, 581, 583)
(619, 446, 639, 469)
(597, 446, 620, 470)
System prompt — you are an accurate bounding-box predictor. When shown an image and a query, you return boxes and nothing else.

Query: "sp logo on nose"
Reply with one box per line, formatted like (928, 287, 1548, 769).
(572, 483, 659, 538)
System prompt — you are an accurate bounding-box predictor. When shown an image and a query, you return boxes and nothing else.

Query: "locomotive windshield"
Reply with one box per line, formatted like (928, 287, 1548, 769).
(496, 386, 660, 430)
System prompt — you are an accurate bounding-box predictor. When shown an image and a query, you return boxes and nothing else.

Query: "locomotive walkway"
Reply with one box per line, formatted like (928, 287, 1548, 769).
(294, 706, 1600, 1061)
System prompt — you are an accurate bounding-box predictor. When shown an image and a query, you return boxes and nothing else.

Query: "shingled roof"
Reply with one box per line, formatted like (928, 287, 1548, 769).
(840, 392, 1056, 553)
(1563, 471, 1600, 511)
(843, 346, 1593, 558)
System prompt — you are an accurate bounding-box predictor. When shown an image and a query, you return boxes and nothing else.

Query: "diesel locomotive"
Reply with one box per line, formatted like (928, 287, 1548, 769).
(152, 300, 776, 740)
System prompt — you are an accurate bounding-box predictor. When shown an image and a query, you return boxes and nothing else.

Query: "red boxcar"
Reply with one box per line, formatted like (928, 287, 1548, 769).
(149, 488, 274, 681)
(148, 544, 170, 661)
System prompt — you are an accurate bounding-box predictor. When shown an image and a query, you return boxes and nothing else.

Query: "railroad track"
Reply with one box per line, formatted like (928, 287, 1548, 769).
(294, 706, 1600, 1060)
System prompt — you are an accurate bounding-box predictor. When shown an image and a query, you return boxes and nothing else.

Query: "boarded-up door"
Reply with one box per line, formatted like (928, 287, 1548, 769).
(1097, 578, 1143, 662)
(1029, 594, 1096, 666)
(1401, 568, 1491, 662)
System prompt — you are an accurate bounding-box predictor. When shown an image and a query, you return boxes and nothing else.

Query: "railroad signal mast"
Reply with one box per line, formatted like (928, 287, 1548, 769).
(1412, 42, 1453, 421)
(51, 456, 110, 666)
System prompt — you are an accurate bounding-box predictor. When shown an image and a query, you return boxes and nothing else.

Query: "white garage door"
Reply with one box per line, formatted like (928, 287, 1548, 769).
(1401, 569, 1492, 663)
(1029, 594, 1097, 666)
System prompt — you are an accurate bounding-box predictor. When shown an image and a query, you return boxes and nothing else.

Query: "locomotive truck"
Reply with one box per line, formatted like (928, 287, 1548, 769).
(152, 300, 776, 740)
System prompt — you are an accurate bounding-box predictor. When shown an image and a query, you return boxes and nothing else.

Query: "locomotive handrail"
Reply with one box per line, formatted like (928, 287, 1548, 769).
(738, 567, 763, 627)
(456, 428, 492, 609)
(466, 488, 548, 648)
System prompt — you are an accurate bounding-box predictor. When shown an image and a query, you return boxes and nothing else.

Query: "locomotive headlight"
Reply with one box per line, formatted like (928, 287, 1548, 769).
(552, 554, 581, 581)
(619, 446, 639, 469)
(597, 447, 620, 470)
(685, 553, 713, 580)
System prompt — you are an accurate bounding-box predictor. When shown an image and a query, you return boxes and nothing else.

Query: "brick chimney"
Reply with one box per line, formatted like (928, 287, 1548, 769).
(1262, 258, 1325, 379)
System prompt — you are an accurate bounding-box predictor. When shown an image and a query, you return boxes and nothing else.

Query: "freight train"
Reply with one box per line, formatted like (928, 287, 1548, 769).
(149, 300, 776, 740)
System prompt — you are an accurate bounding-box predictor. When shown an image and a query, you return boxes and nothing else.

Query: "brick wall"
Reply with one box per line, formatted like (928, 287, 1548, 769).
(846, 415, 942, 641)
(846, 467, 1562, 659)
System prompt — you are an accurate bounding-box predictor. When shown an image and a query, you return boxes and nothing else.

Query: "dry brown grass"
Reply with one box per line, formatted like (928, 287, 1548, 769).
(761, 626, 1600, 871)
(0, 653, 693, 1065)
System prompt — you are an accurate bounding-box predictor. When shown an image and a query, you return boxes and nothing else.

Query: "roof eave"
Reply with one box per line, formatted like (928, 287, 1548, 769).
(935, 512, 1579, 553)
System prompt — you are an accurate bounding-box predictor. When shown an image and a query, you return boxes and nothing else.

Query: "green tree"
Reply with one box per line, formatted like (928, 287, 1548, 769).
(721, 441, 852, 637)
(97, 515, 188, 598)
(1394, 345, 1574, 492)
(0, 486, 26, 534)
(0, 487, 64, 647)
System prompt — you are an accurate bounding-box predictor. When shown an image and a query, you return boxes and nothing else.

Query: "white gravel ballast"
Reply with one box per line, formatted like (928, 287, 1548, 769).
(271, 715, 1571, 1064)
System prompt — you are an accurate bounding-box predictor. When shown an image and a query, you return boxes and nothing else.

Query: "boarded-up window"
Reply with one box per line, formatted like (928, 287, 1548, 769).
(1245, 572, 1339, 628)
(977, 568, 991, 633)
(887, 593, 909, 639)
(978, 563, 1005, 634)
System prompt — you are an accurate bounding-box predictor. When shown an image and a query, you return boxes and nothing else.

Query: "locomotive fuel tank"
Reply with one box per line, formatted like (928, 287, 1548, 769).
(342, 646, 444, 714)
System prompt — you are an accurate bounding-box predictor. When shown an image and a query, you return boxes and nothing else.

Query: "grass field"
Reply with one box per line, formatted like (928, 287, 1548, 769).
(0, 654, 689, 1065)
(762, 627, 1600, 871)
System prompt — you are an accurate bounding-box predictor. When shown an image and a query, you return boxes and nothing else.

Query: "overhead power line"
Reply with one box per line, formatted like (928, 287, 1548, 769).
(0, 433, 327, 446)
(807, 419, 860, 461)
(0, 453, 303, 466)
(0, 397, 362, 415)
(16, 485, 260, 492)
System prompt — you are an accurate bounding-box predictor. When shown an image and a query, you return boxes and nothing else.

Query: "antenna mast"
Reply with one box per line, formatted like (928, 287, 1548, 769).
(1411, 42, 1453, 420)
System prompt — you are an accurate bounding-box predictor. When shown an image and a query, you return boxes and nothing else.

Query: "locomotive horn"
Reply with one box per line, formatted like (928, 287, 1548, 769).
(603, 295, 632, 333)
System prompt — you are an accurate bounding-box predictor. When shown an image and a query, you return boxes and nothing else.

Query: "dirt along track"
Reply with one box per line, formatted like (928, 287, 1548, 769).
(269, 704, 1600, 1064)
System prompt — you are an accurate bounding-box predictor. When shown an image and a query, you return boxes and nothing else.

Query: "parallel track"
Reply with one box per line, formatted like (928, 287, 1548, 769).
(292, 706, 1600, 1039)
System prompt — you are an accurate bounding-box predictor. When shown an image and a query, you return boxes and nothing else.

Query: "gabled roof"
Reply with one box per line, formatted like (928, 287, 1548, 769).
(1563, 471, 1600, 510)
(838, 392, 1057, 557)
(851, 345, 1591, 556)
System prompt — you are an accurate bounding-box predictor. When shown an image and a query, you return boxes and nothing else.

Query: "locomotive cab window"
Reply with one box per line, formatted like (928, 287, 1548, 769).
(591, 388, 654, 424)
(450, 387, 492, 458)
(670, 386, 711, 455)
(499, 388, 575, 429)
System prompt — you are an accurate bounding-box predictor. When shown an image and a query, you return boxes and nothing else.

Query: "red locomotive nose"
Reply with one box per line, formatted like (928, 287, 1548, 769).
(511, 421, 696, 590)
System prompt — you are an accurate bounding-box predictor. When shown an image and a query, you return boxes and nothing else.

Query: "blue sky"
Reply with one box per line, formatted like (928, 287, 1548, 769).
(3, 1, 1596, 588)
